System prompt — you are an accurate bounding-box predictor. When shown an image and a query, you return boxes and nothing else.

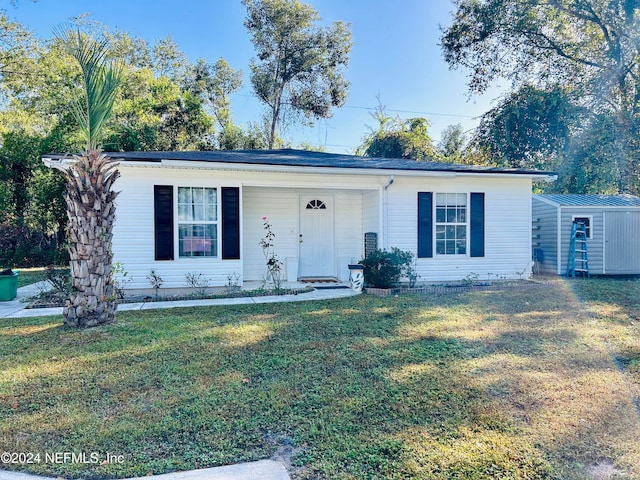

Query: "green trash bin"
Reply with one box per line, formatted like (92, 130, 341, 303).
(0, 270, 18, 301)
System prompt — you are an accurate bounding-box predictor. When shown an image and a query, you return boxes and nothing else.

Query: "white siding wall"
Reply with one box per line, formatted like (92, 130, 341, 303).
(363, 190, 380, 235)
(242, 187, 300, 282)
(242, 187, 364, 281)
(385, 176, 533, 282)
(113, 164, 534, 287)
(112, 167, 244, 289)
(336, 191, 364, 261)
(114, 165, 381, 287)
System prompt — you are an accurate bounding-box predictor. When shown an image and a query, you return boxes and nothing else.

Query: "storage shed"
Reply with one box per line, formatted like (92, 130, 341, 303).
(532, 194, 640, 275)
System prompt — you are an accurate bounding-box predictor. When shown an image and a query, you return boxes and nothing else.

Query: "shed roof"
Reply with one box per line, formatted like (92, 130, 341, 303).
(44, 149, 556, 177)
(535, 194, 640, 207)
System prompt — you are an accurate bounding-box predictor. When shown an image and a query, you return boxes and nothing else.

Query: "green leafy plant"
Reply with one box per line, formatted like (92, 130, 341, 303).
(406, 257, 420, 288)
(111, 262, 132, 299)
(45, 265, 72, 294)
(359, 247, 415, 289)
(462, 272, 480, 286)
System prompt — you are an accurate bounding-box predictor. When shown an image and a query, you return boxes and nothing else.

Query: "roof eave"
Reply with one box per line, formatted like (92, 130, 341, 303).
(113, 157, 555, 180)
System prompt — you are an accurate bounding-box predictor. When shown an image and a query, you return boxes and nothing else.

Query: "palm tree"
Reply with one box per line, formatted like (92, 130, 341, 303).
(54, 27, 123, 327)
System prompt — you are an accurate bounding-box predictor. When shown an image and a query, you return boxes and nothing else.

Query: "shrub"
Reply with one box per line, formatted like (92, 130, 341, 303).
(45, 265, 72, 294)
(359, 248, 415, 288)
(185, 272, 211, 298)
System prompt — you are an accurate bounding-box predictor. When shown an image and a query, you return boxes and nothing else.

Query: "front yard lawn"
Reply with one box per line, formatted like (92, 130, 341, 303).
(2, 278, 640, 479)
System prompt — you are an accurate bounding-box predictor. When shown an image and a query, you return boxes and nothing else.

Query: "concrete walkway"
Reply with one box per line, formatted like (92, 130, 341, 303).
(0, 281, 359, 319)
(0, 281, 360, 479)
(0, 460, 289, 480)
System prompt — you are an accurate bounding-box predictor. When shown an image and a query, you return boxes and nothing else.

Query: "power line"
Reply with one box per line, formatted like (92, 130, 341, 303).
(233, 93, 478, 119)
(343, 104, 476, 119)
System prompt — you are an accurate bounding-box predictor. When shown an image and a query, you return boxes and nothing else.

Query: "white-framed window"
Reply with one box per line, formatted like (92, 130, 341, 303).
(435, 193, 467, 255)
(572, 215, 592, 239)
(177, 187, 218, 257)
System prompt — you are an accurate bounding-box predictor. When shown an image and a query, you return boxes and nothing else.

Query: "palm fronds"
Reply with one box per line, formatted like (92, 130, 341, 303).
(54, 26, 123, 151)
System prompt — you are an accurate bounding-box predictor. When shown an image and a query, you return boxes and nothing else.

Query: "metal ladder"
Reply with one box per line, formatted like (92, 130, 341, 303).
(566, 221, 590, 278)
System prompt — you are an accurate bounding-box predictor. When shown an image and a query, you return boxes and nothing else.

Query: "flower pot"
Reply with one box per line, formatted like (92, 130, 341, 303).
(0, 271, 18, 301)
(348, 264, 364, 293)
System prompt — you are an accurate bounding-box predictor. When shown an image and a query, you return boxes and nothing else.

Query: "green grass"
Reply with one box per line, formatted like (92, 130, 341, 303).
(571, 277, 640, 398)
(2, 280, 640, 479)
(14, 267, 48, 288)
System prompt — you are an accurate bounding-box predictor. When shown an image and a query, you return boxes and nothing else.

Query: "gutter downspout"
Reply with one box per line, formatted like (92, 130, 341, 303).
(382, 175, 395, 250)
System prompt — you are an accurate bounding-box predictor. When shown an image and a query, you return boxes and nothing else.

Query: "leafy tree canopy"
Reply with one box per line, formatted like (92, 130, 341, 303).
(441, 0, 640, 109)
(473, 86, 581, 170)
(438, 123, 469, 162)
(0, 12, 39, 97)
(357, 105, 437, 161)
(243, 0, 352, 148)
(442, 0, 640, 193)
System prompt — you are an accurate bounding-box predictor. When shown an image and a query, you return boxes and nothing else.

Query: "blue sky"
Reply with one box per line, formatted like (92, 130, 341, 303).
(7, 0, 504, 153)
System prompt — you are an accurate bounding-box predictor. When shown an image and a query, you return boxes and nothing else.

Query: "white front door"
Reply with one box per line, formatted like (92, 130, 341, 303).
(299, 195, 335, 278)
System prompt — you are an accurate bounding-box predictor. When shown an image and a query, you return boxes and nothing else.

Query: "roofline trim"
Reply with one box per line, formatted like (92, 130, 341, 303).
(114, 157, 555, 180)
(42, 153, 557, 180)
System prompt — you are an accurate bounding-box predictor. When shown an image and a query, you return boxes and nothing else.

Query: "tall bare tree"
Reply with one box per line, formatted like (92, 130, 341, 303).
(53, 27, 122, 327)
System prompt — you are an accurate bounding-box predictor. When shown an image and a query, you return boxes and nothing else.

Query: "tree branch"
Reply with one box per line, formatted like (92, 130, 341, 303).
(514, 28, 607, 69)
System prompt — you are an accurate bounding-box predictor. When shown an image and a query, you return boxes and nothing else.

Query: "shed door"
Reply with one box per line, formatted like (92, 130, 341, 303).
(605, 211, 640, 274)
(299, 196, 335, 278)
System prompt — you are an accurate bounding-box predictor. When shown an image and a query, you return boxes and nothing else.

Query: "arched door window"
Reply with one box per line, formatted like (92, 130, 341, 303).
(306, 199, 326, 210)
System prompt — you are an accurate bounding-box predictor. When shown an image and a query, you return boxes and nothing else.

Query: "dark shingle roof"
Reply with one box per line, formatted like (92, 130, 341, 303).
(535, 194, 640, 207)
(46, 149, 555, 177)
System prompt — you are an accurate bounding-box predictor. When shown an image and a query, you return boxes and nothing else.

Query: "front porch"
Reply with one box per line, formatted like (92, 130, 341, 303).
(241, 185, 380, 283)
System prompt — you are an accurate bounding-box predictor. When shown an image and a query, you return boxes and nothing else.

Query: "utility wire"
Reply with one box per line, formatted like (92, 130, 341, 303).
(343, 105, 476, 119)
(234, 93, 477, 119)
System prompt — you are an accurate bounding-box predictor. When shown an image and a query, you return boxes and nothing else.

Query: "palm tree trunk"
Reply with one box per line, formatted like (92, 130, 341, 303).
(63, 150, 119, 327)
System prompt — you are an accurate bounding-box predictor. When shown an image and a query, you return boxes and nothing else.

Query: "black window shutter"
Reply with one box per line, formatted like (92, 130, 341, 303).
(222, 187, 241, 260)
(470, 192, 485, 257)
(417, 192, 433, 258)
(154, 185, 174, 261)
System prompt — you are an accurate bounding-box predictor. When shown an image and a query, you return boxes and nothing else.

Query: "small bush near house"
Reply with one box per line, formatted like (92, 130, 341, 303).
(44, 265, 72, 295)
(359, 247, 414, 288)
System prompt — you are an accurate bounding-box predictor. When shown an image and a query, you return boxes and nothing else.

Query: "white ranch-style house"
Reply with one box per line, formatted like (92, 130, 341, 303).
(44, 149, 555, 289)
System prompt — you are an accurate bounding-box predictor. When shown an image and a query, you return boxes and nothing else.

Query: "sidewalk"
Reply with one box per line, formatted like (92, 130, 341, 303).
(0, 460, 289, 480)
(0, 281, 52, 319)
(0, 281, 359, 319)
